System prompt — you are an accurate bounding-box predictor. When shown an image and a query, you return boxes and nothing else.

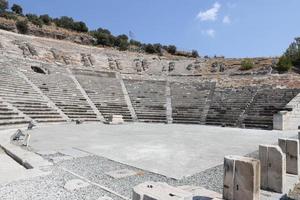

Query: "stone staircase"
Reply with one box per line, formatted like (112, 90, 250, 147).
(22, 65, 98, 122)
(205, 87, 257, 127)
(73, 69, 133, 122)
(124, 79, 167, 123)
(0, 66, 65, 123)
(170, 82, 212, 124)
(0, 100, 29, 126)
(243, 88, 300, 130)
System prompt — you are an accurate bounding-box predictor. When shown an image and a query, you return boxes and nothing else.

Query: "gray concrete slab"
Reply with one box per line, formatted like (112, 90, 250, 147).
(13, 123, 297, 179)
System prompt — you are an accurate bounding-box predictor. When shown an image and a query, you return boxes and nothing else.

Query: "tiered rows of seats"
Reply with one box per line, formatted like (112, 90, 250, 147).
(0, 66, 65, 123)
(243, 88, 300, 129)
(73, 69, 133, 122)
(205, 87, 257, 127)
(170, 82, 213, 124)
(23, 66, 98, 121)
(0, 100, 29, 126)
(124, 79, 167, 123)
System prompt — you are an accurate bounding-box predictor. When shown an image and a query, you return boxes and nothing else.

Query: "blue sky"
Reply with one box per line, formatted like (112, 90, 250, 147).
(8, 0, 300, 58)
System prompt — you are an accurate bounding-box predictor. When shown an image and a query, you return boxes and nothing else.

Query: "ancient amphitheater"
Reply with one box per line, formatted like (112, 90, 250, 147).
(1, 29, 300, 200)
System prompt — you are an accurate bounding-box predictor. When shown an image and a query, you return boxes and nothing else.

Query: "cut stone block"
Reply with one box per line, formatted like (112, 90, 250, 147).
(64, 179, 89, 191)
(108, 115, 124, 125)
(278, 138, 299, 175)
(105, 169, 138, 179)
(223, 155, 260, 200)
(259, 145, 286, 193)
(132, 181, 193, 200)
(178, 185, 222, 199)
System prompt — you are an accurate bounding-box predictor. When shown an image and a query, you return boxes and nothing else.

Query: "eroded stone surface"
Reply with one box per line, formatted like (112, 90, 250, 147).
(223, 155, 260, 200)
(278, 138, 299, 175)
(63, 179, 89, 191)
(259, 145, 286, 193)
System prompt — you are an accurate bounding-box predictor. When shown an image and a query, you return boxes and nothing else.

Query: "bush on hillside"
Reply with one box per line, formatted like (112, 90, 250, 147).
(11, 4, 22, 15)
(240, 58, 254, 70)
(39, 14, 52, 25)
(129, 39, 142, 47)
(192, 50, 199, 58)
(276, 56, 293, 72)
(16, 20, 28, 34)
(54, 16, 88, 32)
(0, 0, 8, 13)
(26, 14, 43, 27)
(166, 45, 176, 54)
(0, 11, 17, 20)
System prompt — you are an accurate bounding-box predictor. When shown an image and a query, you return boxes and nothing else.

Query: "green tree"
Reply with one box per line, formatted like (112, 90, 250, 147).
(11, 4, 22, 15)
(39, 14, 52, 25)
(73, 21, 88, 32)
(276, 56, 292, 72)
(240, 58, 254, 70)
(167, 45, 176, 54)
(0, 0, 8, 13)
(129, 39, 142, 47)
(16, 20, 28, 34)
(26, 14, 43, 27)
(144, 44, 156, 54)
(192, 50, 199, 58)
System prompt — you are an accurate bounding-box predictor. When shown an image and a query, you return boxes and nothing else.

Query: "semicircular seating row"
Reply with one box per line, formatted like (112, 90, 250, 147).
(0, 65, 299, 130)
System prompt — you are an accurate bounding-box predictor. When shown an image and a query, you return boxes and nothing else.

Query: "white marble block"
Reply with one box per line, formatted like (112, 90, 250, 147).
(259, 145, 286, 193)
(278, 138, 299, 175)
(132, 182, 193, 200)
(223, 155, 260, 200)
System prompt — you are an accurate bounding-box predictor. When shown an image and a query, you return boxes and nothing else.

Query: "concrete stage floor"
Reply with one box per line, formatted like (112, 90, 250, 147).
(28, 122, 297, 179)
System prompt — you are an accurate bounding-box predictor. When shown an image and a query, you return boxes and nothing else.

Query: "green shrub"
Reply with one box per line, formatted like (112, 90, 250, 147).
(26, 14, 43, 27)
(39, 14, 52, 25)
(0, 11, 17, 20)
(276, 56, 292, 72)
(240, 58, 254, 70)
(129, 39, 142, 47)
(54, 16, 88, 32)
(0, 0, 8, 13)
(16, 20, 28, 34)
(144, 44, 156, 54)
(192, 50, 199, 58)
(11, 4, 22, 15)
(166, 45, 176, 54)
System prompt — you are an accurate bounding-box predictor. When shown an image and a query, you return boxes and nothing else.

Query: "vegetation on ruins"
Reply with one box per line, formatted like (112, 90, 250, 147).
(0, 0, 200, 58)
(240, 58, 254, 70)
(16, 20, 28, 34)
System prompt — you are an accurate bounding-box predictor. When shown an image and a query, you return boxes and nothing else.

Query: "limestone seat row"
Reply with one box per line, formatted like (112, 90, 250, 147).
(124, 79, 167, 123)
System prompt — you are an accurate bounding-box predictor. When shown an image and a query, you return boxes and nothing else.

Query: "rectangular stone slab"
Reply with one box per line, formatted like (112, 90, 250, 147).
(132, 181, 193, 200)
(223, 155, 260, 200)
(259, 144, 286, 193)
(278, 138, 299, 175)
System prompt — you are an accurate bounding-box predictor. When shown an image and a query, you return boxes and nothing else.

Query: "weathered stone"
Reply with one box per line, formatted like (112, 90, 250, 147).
(107, 115, 124, 125)
(63, 179, 89, 191)
(132, 182, 193, 200)
(278, 138, 299, 175)
(259, 145, 286, 193)
(223, 155, 260, 200)
(105, 169, 138, 179)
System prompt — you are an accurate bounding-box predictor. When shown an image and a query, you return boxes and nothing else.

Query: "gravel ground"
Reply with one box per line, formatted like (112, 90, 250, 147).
(0, 166, 124, 200)
(0, 149, 262, 200)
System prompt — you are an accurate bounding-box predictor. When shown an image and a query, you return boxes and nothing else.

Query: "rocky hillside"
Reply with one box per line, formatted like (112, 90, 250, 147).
(1, 29, 299, 88)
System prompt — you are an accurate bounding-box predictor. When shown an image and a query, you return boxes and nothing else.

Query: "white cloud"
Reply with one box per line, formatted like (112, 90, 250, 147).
(196, 2, 221, 21)
(223, 16, 231, 24)
(202, 29, 216, 38)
